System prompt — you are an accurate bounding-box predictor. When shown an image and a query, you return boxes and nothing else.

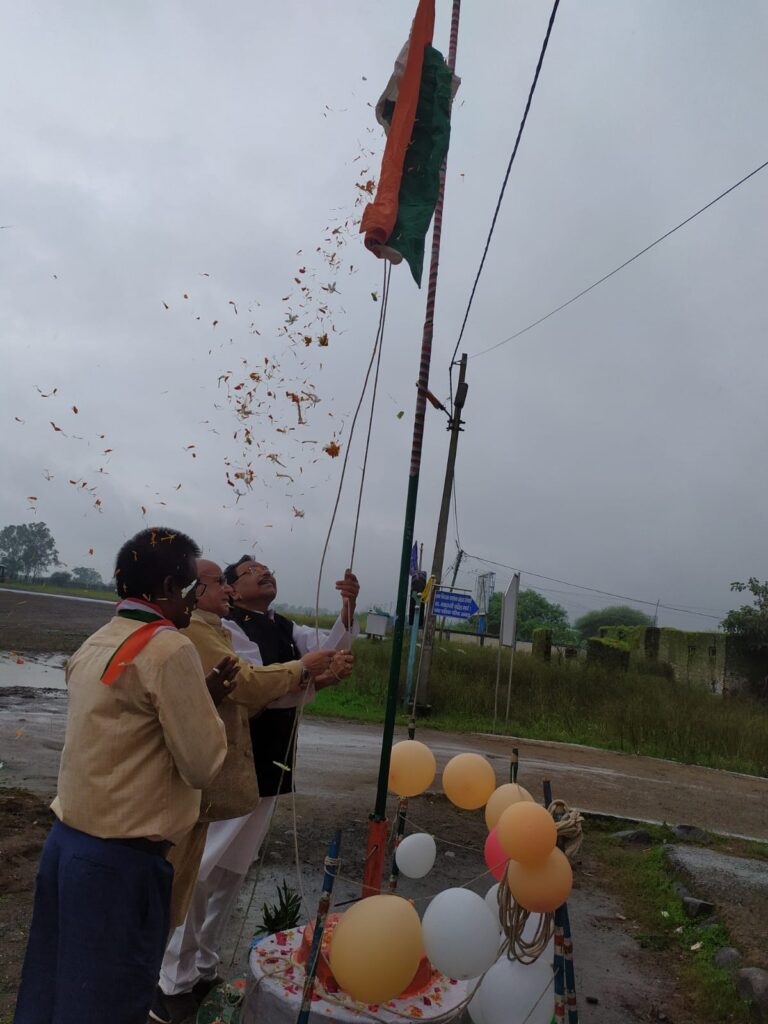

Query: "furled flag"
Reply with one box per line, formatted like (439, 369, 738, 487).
(409, 541, 419, 576)
(360, 0, 458, 286)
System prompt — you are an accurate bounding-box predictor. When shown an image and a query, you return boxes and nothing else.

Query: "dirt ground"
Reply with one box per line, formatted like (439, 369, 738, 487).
(2, 588, 767, 1021)
(0, 589, 112, 654)
(3, 707, 766, 1023)
(0, 785, 697, 1024)
(0, 789, 50, 1021)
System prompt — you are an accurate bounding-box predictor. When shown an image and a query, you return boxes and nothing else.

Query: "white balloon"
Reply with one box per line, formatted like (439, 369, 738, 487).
(484, 883, 500, 919)
(395, 833, 437, 879)
(468, 989, 487, 1024)
(422, 889, 501, 981)
(477, 956, 554, 1024)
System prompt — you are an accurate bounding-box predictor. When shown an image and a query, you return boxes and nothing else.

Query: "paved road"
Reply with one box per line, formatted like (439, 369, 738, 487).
(2, 688, 766, 840)
(0, 586, 112, 606)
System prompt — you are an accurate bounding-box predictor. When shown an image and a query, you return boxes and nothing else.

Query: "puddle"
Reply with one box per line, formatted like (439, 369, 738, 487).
(0, 653, 67, 691)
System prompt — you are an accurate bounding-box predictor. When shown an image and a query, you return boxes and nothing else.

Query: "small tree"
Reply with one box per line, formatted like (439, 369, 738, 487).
(48, 570, 73, 587)
(721, 579, 768, 645)
(0, 522, 59, 581)
(71, 566, 104, 589)
(574, 605, 653, 642)
(516, 590, 577, 645)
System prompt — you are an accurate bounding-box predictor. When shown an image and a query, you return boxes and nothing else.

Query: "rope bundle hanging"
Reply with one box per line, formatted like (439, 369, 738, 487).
(495, 799, 583, 963)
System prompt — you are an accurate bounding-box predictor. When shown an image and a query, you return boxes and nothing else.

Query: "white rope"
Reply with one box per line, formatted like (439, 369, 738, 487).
(313, 261, 392, 646)
(230, 266, 393, 964)
(349, 261, 391, 571)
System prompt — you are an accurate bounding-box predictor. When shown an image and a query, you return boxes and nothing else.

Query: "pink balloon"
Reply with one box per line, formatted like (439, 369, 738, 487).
(484, 828, 507, 881)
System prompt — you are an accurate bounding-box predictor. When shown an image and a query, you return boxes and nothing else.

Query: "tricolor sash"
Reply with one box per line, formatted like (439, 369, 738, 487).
(101, 598, 176, 685)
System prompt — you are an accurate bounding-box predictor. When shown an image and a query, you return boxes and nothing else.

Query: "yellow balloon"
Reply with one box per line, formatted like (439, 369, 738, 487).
(329, 895, 423, 1004)
(496, 801, 556, 866)
(484, 783, 534, 831)
(506, 847, 573, 913)
(388, 740, 436, 797)
(442, 753, 497, 810)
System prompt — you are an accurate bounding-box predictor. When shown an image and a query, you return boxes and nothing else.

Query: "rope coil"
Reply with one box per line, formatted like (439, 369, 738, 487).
(495, 799, 583, 964)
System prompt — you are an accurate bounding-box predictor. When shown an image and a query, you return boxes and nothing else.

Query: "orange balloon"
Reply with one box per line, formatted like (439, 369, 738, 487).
(329, 895, 423, 1004)
(484, 783, 534, 831)
(388, 740, 436, 797)
(506, 847, 573, 913)
(496, 801, 556, 866)
(442, 753, 497, 810)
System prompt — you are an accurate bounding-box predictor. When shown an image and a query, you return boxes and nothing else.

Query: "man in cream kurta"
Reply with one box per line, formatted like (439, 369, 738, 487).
(156, 561, 345, 1020)
(157, 557, 357, 1008)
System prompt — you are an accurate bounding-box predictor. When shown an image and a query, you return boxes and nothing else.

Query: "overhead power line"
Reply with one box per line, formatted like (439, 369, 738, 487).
(471, 155, 768, 360)
(448, 0, 562, 386)
(462, 552, 727, 621)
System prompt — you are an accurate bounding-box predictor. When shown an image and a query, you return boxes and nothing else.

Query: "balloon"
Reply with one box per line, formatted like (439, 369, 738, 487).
(496, 802, 557, 866)
(484, 828, 507, 881)
(391, 745, 438, 798)
(506, 848, 573, 913)
(468, 990, 487, 1024)
(484, 882, 500, 920)
(442, 753, 497, 810)
(476, 955, 554, 1024)
(329, 895, 423, 1004)
(421, 888, 501, 981)
(395, 833, 437, 879)
(388, 740, 436, 797)
(484, 783, 534, 831)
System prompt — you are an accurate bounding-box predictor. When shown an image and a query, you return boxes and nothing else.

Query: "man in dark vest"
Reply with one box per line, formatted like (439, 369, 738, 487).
(226, 558, 359, 800)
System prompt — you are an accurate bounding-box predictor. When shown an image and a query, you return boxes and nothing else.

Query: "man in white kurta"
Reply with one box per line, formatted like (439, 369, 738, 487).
(159, 559, 358, 1003)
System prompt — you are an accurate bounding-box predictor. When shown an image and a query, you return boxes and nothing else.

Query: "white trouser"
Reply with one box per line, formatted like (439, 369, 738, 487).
(160, 796, 278, 996)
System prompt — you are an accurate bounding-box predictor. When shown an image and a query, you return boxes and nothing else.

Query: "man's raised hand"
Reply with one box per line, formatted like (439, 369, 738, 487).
(205, 656, 239, 705)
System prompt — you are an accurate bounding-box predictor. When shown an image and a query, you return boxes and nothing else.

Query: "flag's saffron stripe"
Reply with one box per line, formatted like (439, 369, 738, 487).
(361, 0, 435, 252)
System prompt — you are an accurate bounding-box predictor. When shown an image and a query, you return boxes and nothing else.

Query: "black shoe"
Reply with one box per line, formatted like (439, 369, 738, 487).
(192, 975, 224, 1004)
(148, 987, 172, 1024)
(152, 991, 201, 1024)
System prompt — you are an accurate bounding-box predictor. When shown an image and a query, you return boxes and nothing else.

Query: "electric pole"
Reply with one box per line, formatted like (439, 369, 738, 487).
(439, 546, 464, 640)
(415, 353, 468, 707)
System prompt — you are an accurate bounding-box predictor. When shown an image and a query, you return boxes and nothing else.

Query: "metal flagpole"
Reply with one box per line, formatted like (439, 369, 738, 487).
(364, 0, 462, 896)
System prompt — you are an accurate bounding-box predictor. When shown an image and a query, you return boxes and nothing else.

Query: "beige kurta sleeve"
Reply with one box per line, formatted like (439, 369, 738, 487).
(185, 614, 304, 716)
(149, 640, 227, 790)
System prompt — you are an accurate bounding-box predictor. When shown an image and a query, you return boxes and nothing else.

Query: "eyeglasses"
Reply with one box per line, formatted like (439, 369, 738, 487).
(236, 566, 275, 581)
(190, 573, 228, 599)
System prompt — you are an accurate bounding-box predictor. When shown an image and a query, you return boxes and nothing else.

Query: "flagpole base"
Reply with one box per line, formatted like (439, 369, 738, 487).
(362, 818, 389, 897)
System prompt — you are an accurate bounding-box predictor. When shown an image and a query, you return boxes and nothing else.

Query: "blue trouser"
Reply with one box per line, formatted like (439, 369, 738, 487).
(14, 820, 173, 1024)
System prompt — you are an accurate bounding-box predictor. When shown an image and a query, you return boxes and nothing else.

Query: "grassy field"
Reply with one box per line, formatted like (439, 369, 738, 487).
(0, 580, 115, 601)
(306, 638, 768, 777)
(0, 583, 339, 628)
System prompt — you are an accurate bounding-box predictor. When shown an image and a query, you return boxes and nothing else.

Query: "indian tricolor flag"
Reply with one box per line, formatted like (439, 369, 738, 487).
(361, 0, 457, 286)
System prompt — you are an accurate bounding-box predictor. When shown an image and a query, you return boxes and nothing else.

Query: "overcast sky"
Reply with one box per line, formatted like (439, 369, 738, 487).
(2, 0, 767, 631)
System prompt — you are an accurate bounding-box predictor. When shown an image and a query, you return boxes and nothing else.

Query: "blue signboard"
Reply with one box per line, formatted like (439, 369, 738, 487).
(432, 589, 479, 620)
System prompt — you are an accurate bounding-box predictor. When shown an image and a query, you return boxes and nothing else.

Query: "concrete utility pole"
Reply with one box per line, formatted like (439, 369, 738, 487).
(439, 546, 464, 639)
(415, 353, 468, 707)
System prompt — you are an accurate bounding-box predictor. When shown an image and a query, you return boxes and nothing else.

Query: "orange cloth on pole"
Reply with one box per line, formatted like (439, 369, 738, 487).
(361, 818, 390, 896)
(361, 0, 435, 253)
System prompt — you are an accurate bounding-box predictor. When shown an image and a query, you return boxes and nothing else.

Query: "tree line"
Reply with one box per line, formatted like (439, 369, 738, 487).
(0, 522, 104, 589)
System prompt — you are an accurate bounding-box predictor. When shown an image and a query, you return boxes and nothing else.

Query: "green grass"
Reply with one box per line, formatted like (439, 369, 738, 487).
(588, 819, 752, 1023)
(305, 638, 768, 777)
(286, 610, 340, 631)
(0, 584, 339, 628)
(0, 580, 115, 601)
